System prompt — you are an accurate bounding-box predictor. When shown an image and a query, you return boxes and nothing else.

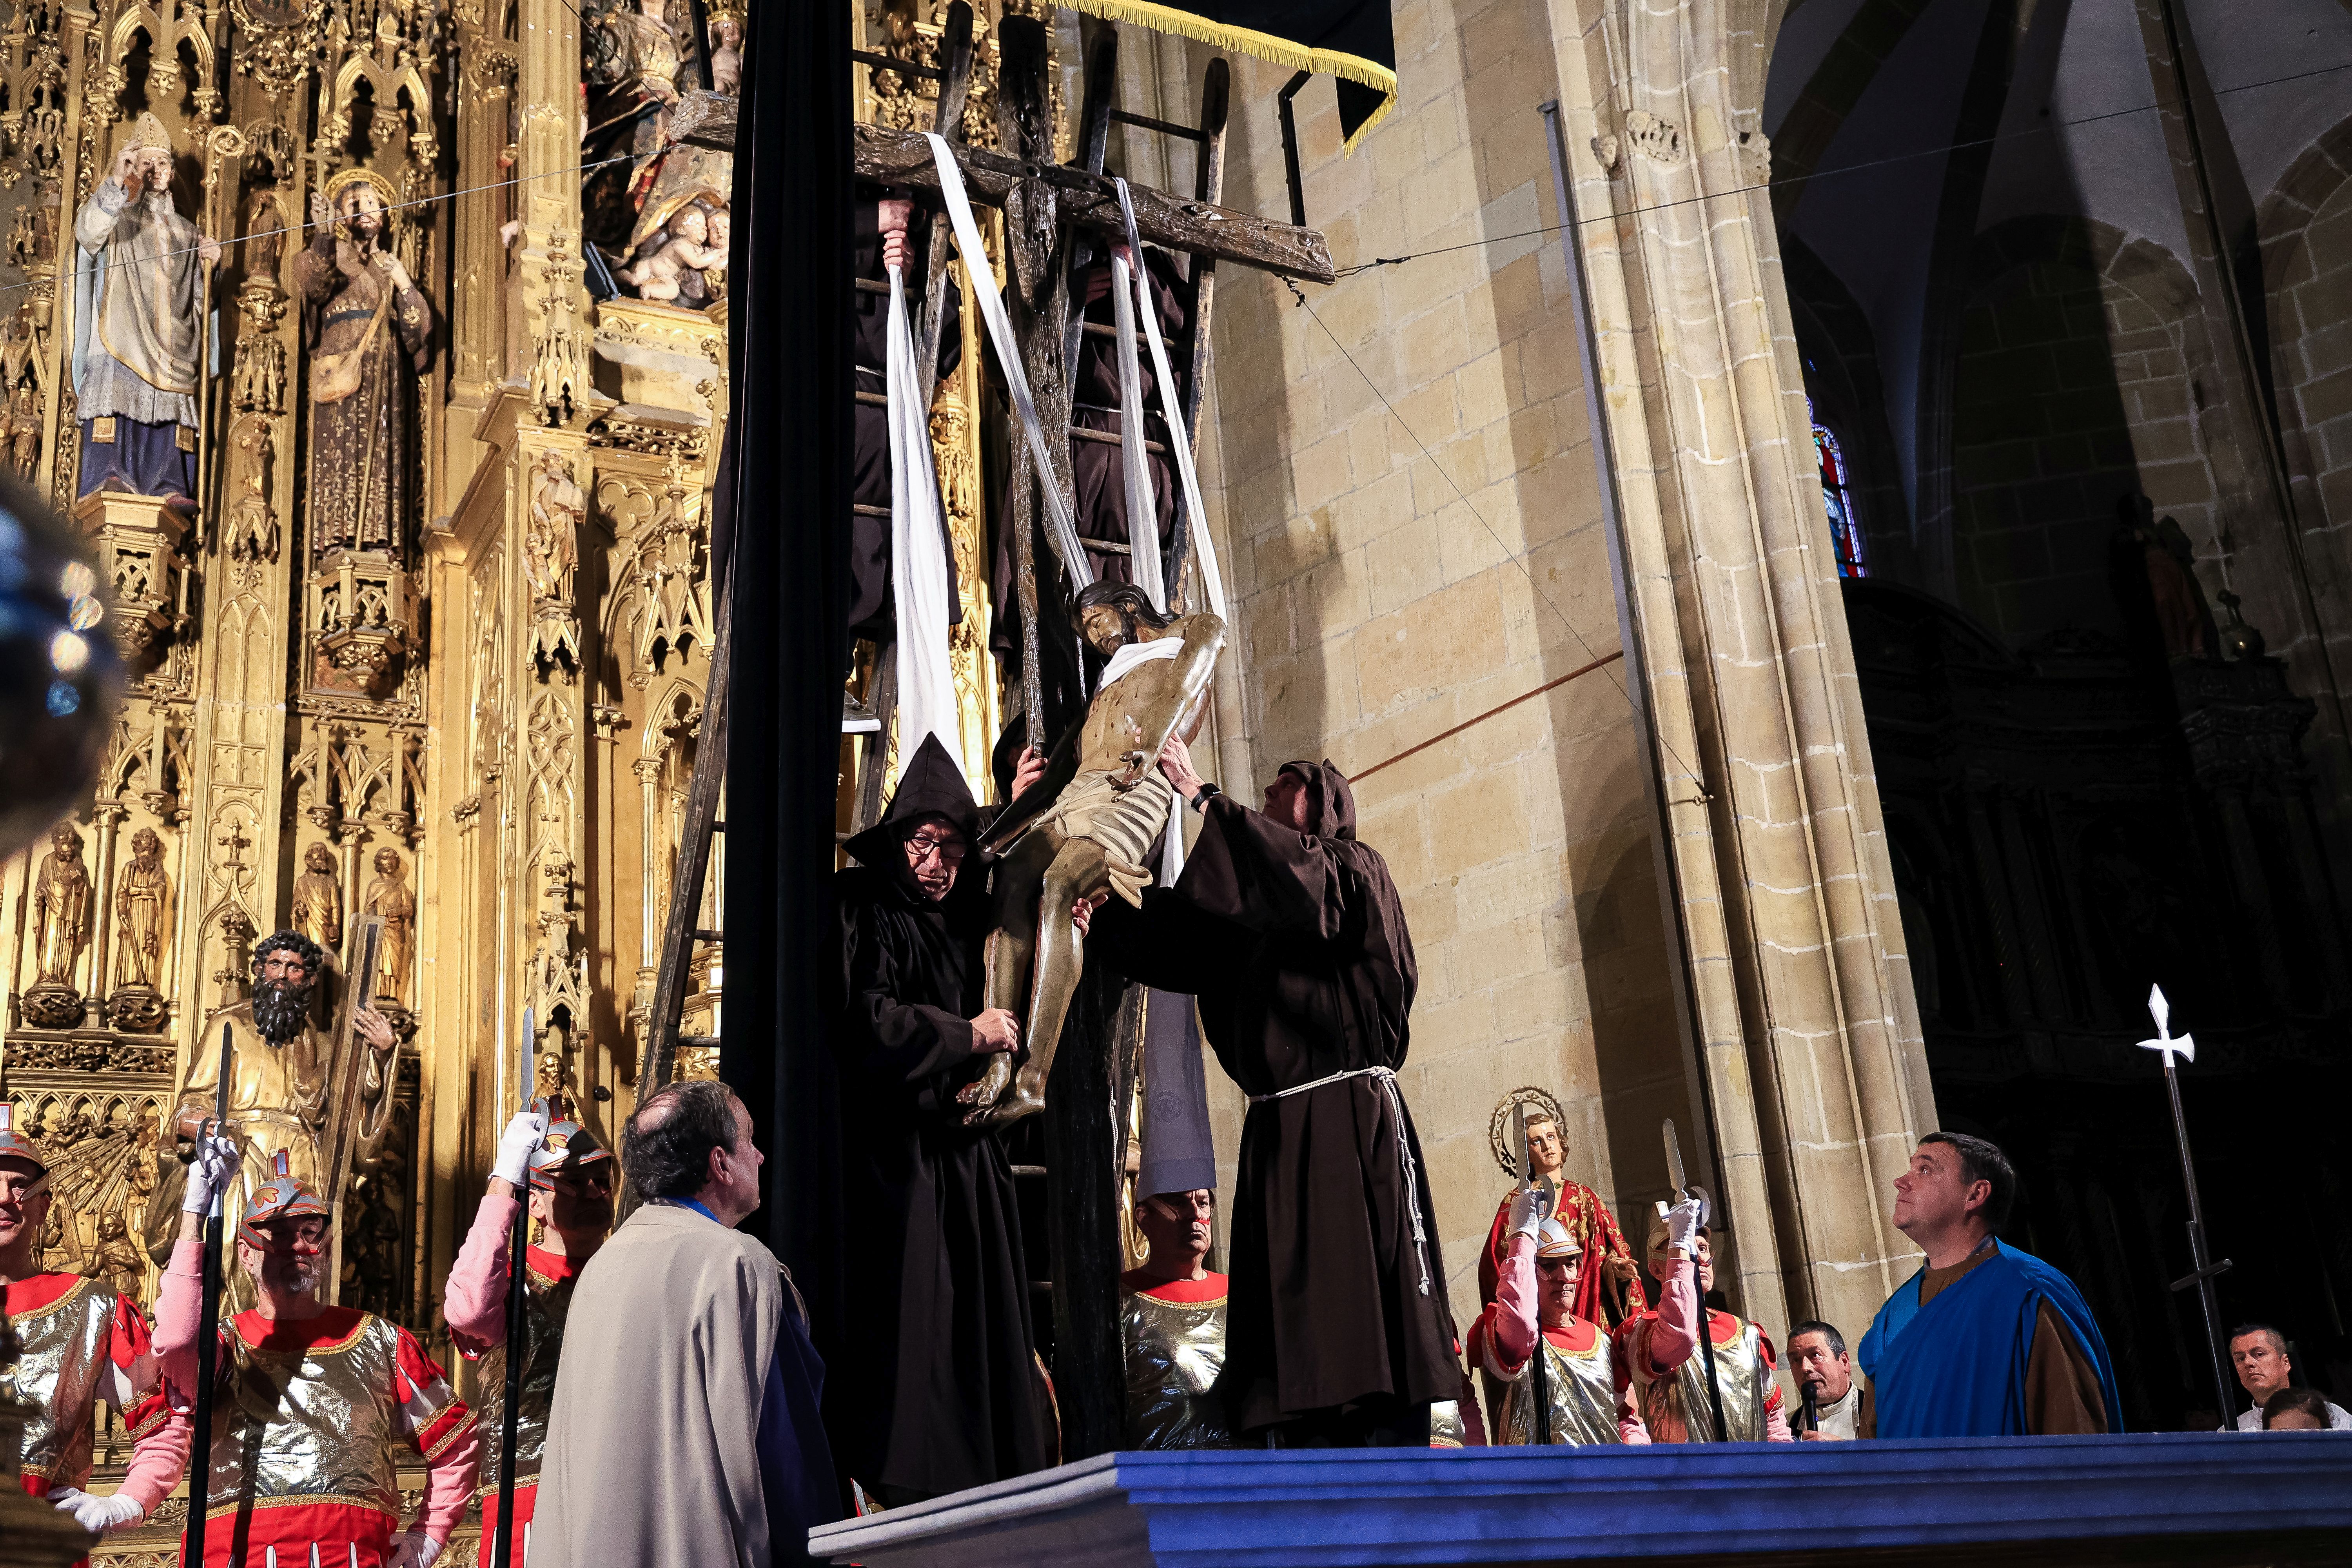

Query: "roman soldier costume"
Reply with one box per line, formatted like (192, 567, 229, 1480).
(152, 1152, 480, 1566)
(1118, 1270, 1232, 1450)
(445, 1108, 613, 1564)
(1614, 1205, 1790, 1443)
(1466, 1214, 1644, 1446)
(1, 1104, 187, 1544)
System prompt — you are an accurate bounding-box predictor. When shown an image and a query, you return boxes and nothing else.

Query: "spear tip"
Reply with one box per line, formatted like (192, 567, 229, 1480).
(2147, 984, 2170, 1031)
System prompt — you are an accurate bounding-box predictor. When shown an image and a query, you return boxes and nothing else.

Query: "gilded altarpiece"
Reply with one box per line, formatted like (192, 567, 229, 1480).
(0, 5, 1013, 1549)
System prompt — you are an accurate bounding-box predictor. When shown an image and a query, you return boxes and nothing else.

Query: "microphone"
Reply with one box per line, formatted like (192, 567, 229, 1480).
(1800, 1378, 1823, 1434)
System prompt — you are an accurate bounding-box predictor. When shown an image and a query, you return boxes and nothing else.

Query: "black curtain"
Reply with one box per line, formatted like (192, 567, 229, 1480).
(720, 0, 851, 1358)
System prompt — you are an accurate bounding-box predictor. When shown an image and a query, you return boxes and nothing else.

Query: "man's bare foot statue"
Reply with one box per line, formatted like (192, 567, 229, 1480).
(959, 583, 1224, 1127)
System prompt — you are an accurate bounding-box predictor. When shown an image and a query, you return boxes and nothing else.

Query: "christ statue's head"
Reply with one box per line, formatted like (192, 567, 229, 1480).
(1072, 581, 1175, 655)
(250, 929, 326, 1043)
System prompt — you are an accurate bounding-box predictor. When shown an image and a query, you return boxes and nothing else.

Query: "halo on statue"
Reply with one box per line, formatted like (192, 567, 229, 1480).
(1487, 1085, 1568, 1175)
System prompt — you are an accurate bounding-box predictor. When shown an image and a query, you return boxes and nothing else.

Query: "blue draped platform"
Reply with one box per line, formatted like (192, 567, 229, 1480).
(810, 1434, 2352, 1567)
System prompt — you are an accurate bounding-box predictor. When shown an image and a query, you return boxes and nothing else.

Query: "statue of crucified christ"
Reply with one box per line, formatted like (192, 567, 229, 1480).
(960, 582, 1225, 1128)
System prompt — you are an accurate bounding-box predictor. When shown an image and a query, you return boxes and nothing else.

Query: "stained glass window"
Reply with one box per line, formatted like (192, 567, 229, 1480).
(1811, 408, 1865, 578)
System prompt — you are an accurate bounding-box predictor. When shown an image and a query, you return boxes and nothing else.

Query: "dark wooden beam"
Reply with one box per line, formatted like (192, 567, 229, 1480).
(853, 121, 1336, 282)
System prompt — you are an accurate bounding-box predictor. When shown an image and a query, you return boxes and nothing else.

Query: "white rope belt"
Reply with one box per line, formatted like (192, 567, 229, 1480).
(1247, 1065, 1432, 1296)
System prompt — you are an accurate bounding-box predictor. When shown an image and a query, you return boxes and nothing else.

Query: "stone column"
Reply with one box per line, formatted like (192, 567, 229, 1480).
(1543, 0, 1935, 1341)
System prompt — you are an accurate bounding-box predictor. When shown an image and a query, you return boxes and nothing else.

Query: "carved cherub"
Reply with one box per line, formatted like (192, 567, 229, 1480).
(619, 204, 720, 303)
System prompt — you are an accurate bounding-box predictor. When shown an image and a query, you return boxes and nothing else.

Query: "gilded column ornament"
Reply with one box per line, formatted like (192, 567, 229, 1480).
(225, 415, 279, 562)
(23, 818, 91, 1025)
(108, 823, 170, 1029)
(526, 448, 586, 670)
(80, 800, 122, 1025)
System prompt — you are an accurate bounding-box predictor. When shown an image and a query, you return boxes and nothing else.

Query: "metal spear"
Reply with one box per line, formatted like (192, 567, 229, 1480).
(184, 1018, 234, 1566)
(492, 1009, 544, 1568)
(1663, 1119, 1730, 1441)
(1512, 1104, 1552, 1445)
(2140, 985, 2236, 1423)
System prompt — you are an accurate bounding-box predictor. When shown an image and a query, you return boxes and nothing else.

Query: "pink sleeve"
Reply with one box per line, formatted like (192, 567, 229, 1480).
(152, 1235, 211, 1397)
(444, 1191, 520, 1351)
(1765, 1398, 1794, 1441)
(1644, 1256, 1698, 1376)
(1478, 1232, 1538, 1377)
(116, 1401, 191, 1512)
(419, 1419, 481, 1544)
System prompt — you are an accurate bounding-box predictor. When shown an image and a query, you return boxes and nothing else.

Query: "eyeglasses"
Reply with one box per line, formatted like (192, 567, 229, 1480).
(906, 835, 969, 866)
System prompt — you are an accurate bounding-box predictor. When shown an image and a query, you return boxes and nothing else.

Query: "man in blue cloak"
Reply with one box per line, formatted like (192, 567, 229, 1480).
(1858, 1132, 2122, 1437)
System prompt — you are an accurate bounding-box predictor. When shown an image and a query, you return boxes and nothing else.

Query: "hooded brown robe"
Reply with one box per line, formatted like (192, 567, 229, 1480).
(1089, 761, 1460, 1437)
(826, 735, 1052, 1499)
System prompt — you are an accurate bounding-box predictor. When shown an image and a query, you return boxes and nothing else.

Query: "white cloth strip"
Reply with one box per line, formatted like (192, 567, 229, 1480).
(1109, 250, 1166, 610)
(1247, 1065, 1432, 1295)
(1096, 632, 1183, 690)
(885, 261, 964, 773)
(1114, 177, 1228, 626)
(924, 132, 1093, 590)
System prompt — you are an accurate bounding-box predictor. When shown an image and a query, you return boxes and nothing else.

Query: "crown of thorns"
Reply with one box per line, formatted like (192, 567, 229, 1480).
(251, 929, 327, 976)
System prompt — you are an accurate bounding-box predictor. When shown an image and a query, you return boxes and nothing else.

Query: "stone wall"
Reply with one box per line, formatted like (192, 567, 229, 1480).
(1950, 221, 2225, 648)
(1091, 0, 1936, 1382)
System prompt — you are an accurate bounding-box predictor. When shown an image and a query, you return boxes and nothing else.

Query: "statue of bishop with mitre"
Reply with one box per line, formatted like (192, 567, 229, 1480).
(71, 111, 220, 508)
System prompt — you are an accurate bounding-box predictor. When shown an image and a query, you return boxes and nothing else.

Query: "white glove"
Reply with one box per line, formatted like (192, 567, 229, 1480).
(1505, 1183, 1548, 1241)
(491, 1109, 547, 1189)
(49, 1486, 145, 1534)
(387, 1528, 444, 1568)
(1662, 1196, 1704, 1258)
(180, 1132, 241, 1216)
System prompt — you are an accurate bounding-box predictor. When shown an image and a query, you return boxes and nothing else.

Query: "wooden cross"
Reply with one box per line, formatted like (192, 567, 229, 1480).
(685, 13, 1336, 1462)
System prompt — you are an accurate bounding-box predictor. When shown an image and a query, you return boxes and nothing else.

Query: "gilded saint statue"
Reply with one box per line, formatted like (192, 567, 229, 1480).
(294, 169, 434, 557)
(31, 820, 92, 988)
(71, 111, 221, 506)
(292, 841, 342, 953)
(359, 847, 415, 1007)
(962, 582, 1225, 1127)
(524, 449, 584, 608)
(111, 825, 170, 992)
(143, 931, 401, 1287)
